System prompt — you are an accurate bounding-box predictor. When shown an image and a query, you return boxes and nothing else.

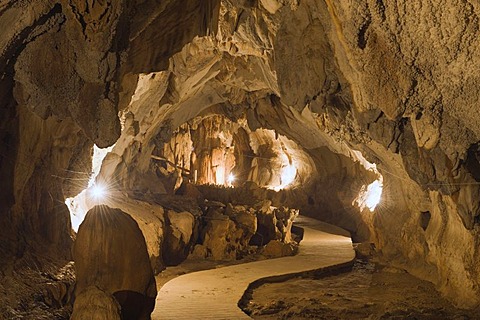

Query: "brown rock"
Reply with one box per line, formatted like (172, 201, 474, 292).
(250, 210, 278, 246)
(4, 0, 480, 312)
(191, 244, 208, 259)
(202, 217, 238, 260)
(234, 210, 258, 237)
(354, 242, 376, 259)
(163, 210, 196, 265)
(110, 198, 166, 275)
(262, 240, 297, 258)
(71, 286, 121, 320)
(74, 205, 156, 320)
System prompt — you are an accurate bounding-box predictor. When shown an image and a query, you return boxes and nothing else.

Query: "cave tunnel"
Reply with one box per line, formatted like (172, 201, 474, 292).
(1, 1, 480, 319)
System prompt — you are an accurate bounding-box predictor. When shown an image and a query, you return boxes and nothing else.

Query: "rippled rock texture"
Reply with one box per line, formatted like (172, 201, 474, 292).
(1, 0, 480, 312)
(74, 205, 156, 320)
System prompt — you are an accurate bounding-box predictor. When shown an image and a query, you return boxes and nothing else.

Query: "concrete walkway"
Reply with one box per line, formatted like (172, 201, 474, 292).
(152, 216, 355, 319)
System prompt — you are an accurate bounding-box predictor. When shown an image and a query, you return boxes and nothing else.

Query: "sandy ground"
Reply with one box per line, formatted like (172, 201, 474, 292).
(241, 259, 480, 320)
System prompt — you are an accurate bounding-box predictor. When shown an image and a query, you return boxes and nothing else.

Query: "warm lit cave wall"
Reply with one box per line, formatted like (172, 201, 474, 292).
(0, 0, 220, 274)
(155, 113, 375, 242)
(2, 0, 480, 312)
(156, 113, 316, 190)
(95, 0, 480, 308)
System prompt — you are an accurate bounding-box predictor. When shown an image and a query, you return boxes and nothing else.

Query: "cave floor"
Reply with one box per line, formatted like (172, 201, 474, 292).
(152, 216, 355, 319)
(243, 259, 479, 319)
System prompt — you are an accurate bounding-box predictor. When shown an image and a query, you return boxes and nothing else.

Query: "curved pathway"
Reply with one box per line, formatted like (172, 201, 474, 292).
(152, 216, 355, 319)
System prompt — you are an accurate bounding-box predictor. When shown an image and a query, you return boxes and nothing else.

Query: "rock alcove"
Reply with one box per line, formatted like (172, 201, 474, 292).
(1, 0, 480, 318)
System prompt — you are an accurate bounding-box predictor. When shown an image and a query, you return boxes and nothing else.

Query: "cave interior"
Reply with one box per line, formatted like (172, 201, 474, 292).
(2, 0, 480, 318)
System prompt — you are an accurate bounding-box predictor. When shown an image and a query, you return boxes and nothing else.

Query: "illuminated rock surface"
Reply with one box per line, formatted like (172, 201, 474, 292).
(74, 205, 157, 320)
(1, 0, 480, 317)
(153, 216, 354, 319)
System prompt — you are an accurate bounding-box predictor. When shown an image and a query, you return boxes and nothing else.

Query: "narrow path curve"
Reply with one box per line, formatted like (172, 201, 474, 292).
(152, 216, 355, 320)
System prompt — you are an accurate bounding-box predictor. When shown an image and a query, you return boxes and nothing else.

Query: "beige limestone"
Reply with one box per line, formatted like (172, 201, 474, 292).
(2, 0, 480, 312)
(74, 205, 157, 318)
(71, 286, 121, 320)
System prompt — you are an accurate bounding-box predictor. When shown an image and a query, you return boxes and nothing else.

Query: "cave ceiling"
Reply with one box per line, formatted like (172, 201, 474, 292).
(1, 0, 480, 309)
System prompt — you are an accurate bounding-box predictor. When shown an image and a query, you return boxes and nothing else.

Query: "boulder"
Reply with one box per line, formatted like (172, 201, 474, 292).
(112, 198, 166, 275)
(224, 203, 236, 218)
(196, 208, 257, 260)
(274, 207, 299, 243)
(190, 244, 208, 259)
(204, 200, 226, 208)
(71, 286, 121, 320)
(176, 182, 204, 202)
(250, 210, 278, 246)
(262, 240, 297, 258)
(163, 210, 196, 265)
(74, 205, 157, 320)
(190, 202, 299, 261)
(250, 205, 298, 246)
(234, 210, 257, 237)
(254, 200, 273, 214)
(202, 216, 238, 260)
(354, 242, 376, 258)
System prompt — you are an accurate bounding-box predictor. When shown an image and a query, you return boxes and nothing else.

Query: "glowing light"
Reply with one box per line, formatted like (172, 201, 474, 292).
(365, 179, 383, 211)
(215, 168, 225, 185)
(273, 163, 297, 191)
(281, 163, 297, 187)
(89, 145, 114, 188)
(355, 176, 383, 212)
(65, 144, 115, 232)
(227, 173, 235, 186)
(89, 183, 106, 201)
(351, 150, 384, 212)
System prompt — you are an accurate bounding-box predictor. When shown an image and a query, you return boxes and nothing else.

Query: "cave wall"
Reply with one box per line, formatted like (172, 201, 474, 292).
(323, 0, 480, 307)
(2, 0, 480, 311)
(157, 113, 316, 191)
(0, 0, 221, 263)
(105, 0, 480, 307)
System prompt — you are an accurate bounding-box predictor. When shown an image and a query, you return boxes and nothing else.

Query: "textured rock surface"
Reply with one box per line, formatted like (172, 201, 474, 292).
(0, 1, 220, 315)
(109, 198, 167, 275)
(1, 0, 480, 312)
(163, 210, 196, 265)
(262, 240, 297, 258)
(71, 286, 121, 320)
(157, 114, 316, 190)
(192, 201, 298, 260)
(74, 205, 156, 319)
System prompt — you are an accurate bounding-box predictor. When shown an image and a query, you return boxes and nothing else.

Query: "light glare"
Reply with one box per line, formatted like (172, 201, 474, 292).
(227, 173, 235, 185)
(281, 164, 296, 187)
(215, 169, 225, 186)
(354, 177, 383, 212)
(65, 144, 114, 232)
(90, 184, 106, 201)
(351, 151, 383, 212)
(273, 163, 297, 191)
(365, 180, 382, 211)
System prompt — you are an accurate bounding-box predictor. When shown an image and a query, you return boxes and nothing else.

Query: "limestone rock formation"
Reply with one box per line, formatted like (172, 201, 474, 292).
(0, 1, 220, 315)
(199, 214, 242, 260)
(262, 240, 297, 258)
(163, 210, 196, 265)
(71, 286, 121, 320)
(228, 204, 257, 237)
(192, 200, 298, 260)
(2, 0, 480, 314)
(250, 201, 298, 248)
(109, 198, 167, 275)
(193, 201, 252, 260)
(74, 205, 156, 320)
